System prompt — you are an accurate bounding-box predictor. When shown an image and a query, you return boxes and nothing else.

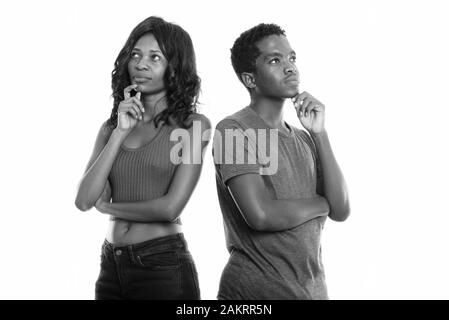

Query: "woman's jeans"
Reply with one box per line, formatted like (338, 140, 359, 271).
(95, 233, 200, 300)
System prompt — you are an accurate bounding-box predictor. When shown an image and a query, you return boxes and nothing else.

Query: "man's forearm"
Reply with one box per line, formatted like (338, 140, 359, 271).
(310, 130, 350, 221)
(259, 196, 329, 231)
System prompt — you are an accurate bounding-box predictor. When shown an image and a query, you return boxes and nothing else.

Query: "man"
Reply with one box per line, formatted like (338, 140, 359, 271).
(213, 23, 350, 299)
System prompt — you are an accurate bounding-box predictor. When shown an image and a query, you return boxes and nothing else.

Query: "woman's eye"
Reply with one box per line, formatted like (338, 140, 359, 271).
(151, 55, 161, 62)
(131, 52, 140, 59)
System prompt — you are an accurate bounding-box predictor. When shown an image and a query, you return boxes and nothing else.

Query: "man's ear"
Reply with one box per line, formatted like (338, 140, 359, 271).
(240, 72, 256, 90)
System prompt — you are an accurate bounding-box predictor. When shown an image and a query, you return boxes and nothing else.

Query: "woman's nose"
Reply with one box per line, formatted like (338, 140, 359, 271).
(136, 57, 150, 70)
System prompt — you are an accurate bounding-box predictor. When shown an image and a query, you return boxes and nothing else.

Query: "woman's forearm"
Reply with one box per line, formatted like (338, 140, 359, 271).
(75, 129, 128, 211)
(99, 196, 176, 223)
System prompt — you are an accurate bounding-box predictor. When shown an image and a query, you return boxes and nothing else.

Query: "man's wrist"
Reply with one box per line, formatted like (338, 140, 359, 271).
(309, 129, 327, 138)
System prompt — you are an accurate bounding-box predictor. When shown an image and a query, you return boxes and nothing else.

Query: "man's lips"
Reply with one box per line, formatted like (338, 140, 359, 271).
(284, 75, 299, 84)
(285, 78, 299, 85)
(284, 75, 299, 83)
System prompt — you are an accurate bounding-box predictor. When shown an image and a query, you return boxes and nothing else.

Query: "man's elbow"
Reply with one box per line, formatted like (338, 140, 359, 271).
(329, 203, 351, 222)
(245, 211, 271, 231)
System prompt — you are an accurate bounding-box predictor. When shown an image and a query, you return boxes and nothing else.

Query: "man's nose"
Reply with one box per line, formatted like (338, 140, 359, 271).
(284, 63, 297, 75)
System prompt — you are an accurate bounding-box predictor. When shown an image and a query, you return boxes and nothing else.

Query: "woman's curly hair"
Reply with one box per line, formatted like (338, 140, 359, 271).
(106, 16, 200, 129)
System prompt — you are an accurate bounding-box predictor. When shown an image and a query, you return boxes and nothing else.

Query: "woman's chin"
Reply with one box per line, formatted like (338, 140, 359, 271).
(134, 85, 166, 96)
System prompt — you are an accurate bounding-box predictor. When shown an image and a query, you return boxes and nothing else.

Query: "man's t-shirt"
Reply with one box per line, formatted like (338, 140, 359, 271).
(213, 106, 328, 300)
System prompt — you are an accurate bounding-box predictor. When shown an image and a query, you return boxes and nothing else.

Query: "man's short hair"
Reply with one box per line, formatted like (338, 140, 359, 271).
(230, 23, 286, 83)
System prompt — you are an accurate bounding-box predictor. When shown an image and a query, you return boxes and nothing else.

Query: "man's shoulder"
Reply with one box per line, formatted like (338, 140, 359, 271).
(216, 107, 258, 132)
(216, 108, 245, 129)
(290, 125, 308, 138)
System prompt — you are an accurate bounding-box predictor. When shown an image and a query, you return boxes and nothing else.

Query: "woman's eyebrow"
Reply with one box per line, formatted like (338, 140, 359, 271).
(131, 48, 163, 54)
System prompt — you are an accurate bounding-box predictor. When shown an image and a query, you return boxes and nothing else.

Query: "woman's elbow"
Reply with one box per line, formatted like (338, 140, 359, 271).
(74, 194, 93, 212)
(75, 199, 91, 212)
(164, 202, 183, 222)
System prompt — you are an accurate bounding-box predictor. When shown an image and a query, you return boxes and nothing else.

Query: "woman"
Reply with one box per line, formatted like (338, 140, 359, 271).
(75, 16, 210, 300)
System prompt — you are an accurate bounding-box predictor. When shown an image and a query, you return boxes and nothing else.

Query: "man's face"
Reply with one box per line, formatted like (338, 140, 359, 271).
(252, 35, 299, 99)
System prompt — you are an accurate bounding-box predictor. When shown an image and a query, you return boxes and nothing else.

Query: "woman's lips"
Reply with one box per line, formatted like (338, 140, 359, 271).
(133, 76, 151, 83)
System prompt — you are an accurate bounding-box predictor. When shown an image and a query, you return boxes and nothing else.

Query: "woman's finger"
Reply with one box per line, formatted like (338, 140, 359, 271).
(119, 105, 139, 119)
(123, 84, 139, 100)
(130, 102, 143, 120)
(131, 97, 145, 113)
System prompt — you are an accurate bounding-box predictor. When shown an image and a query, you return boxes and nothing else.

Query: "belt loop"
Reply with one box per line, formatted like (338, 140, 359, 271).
(127, 244, 136, 264)
(179, 233, 187, 250)
(104, 240, 112, 256)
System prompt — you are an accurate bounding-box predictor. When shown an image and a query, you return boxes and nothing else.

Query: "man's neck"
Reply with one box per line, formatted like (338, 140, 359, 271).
(249, 95, 286, 129)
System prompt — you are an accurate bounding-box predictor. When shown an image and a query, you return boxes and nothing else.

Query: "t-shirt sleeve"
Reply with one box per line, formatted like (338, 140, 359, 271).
(213, 119, 261, 185)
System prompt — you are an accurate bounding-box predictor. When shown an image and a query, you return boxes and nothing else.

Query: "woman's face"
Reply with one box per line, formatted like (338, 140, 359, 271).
(128, 33, 168, 95)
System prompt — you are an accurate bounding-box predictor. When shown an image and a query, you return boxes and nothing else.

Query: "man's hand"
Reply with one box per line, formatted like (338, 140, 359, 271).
(292, 91, 325, 134)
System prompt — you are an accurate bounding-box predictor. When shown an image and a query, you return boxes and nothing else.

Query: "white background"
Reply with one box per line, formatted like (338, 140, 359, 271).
(0, 0, 448, 299)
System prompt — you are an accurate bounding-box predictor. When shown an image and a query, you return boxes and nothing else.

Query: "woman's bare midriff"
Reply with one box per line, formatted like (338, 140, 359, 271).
(105, 217, 182, 246)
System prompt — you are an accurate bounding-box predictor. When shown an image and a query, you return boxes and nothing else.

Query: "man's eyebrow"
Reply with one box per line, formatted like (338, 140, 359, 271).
(263, 51, 296, 60)
(262, 52, 283, 60)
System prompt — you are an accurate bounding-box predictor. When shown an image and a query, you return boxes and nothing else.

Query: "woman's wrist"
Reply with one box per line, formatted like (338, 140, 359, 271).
(112, 127, 130, 140)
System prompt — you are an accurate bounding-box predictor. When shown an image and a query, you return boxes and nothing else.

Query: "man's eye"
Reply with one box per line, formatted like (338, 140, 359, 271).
(269, 58, 280, 64)
(290, 56, 296, 62)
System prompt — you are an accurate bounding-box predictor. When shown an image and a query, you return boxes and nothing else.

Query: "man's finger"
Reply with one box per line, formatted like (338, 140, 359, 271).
(297, 91, 309, 103)
(300, 96, 310, 115)
(305, 101, 316, 117)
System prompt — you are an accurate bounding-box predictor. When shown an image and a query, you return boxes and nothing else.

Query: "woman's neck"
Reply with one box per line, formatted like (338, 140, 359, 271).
(140, 90, 168, 122)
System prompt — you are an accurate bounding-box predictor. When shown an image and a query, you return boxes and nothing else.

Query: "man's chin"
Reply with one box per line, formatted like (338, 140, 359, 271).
(285, 89, 299, 99)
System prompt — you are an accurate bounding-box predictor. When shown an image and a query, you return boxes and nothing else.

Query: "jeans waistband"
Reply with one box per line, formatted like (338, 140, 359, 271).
(102, 233, 187, 256)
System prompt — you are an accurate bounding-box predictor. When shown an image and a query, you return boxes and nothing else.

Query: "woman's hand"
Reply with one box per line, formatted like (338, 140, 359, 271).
(292, 91, 326, 134)
(117, 84, 145, 132)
